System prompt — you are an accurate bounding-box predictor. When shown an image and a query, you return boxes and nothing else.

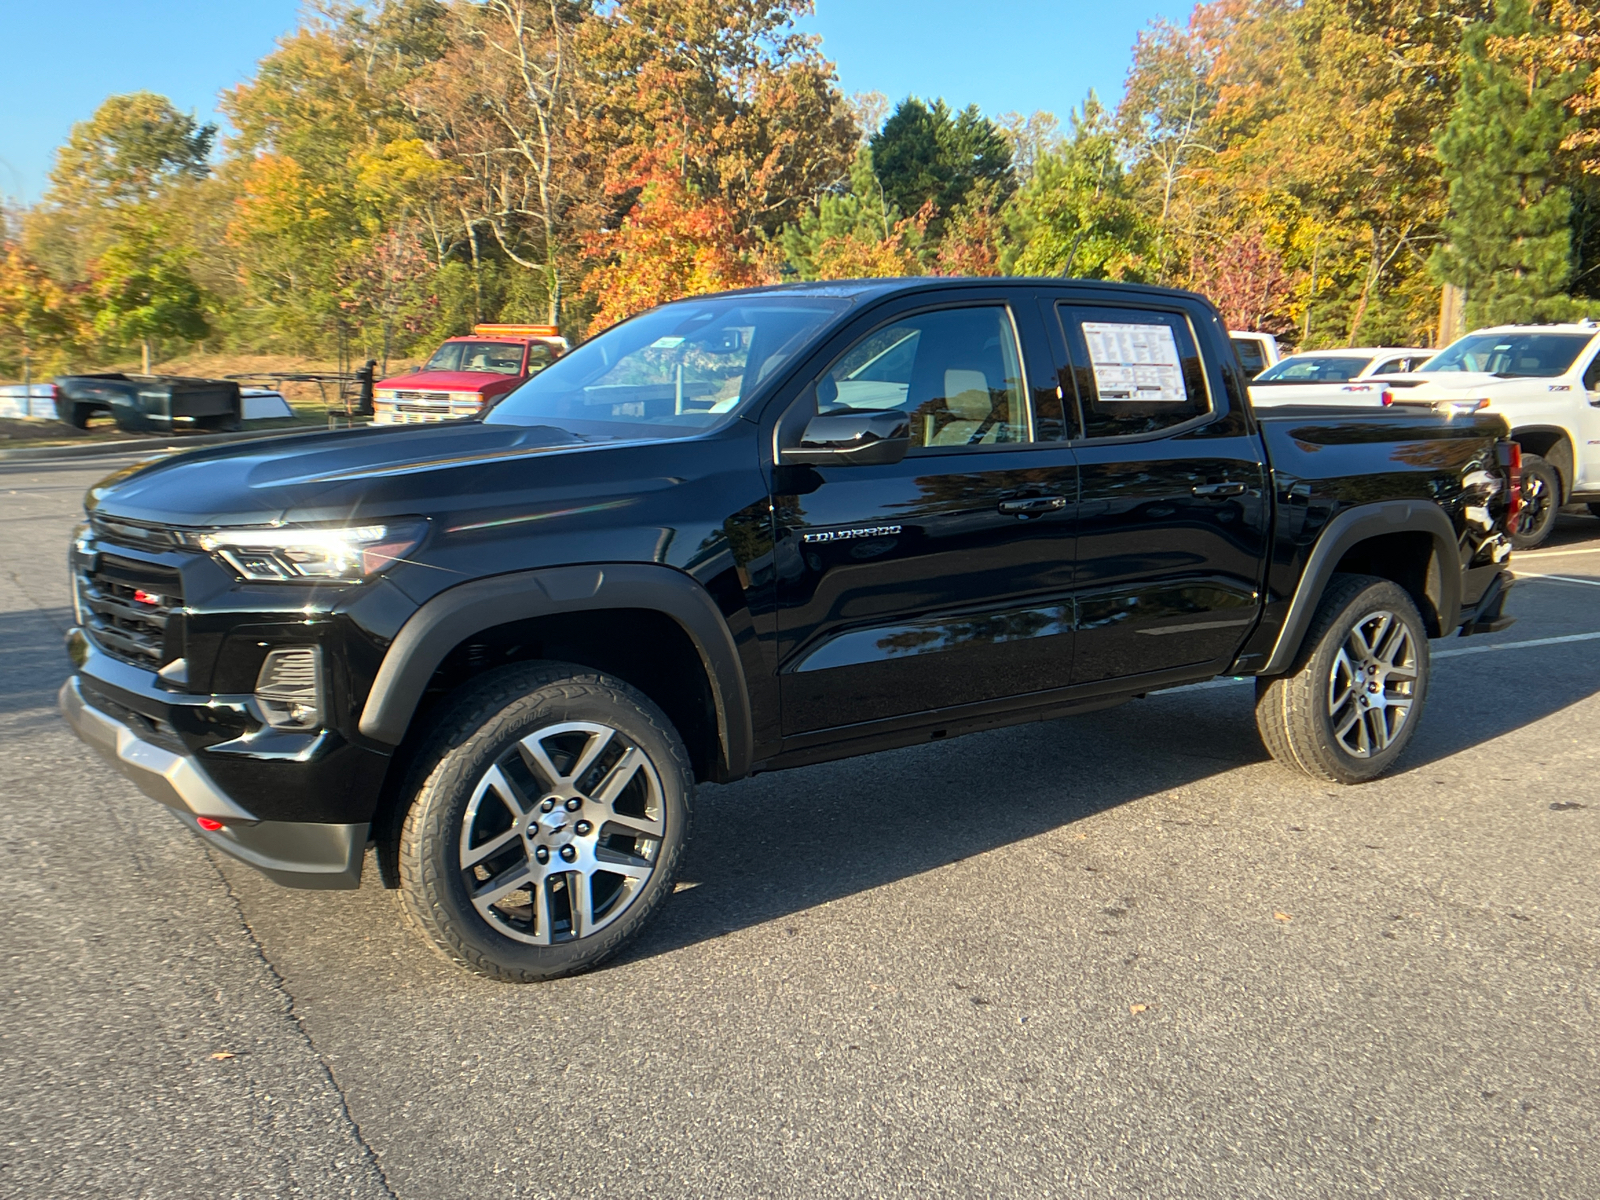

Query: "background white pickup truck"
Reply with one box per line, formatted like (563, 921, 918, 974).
(1247, 347, 1434, 408)
(1385, 321, 1600, 547)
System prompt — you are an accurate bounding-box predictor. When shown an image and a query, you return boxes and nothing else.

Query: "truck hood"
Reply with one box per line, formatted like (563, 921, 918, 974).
(1384, 371, 1529, 394)
(375, 370, 517, 391)
(87, 420, 609, 527)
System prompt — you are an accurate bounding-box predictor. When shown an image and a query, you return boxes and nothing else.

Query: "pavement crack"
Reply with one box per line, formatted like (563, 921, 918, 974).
(203, 848, 401, 1200)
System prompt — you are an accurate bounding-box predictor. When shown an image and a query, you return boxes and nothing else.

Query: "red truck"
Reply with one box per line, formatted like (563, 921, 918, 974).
(372, 324, 568, 425)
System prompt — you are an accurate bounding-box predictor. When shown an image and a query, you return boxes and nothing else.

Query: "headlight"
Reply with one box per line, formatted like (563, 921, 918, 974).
(375, 389, 397, 401)
(197, 520, 427, 583)
(449, 391, 485, 406)
(1435, 398, 1490, 415)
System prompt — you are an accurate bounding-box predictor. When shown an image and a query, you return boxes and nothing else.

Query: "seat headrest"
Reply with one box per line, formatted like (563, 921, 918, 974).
(944, 369, 992, 420)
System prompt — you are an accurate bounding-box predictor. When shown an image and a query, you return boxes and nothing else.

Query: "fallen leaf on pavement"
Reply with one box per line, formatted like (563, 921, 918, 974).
(209, 1052, 236, 1060)
(1129, 1004, 1148, 1014)
(1274, 912, 1292, 922)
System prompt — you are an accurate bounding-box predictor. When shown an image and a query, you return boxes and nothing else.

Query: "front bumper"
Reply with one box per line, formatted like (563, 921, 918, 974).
(60, 674, 367, 889)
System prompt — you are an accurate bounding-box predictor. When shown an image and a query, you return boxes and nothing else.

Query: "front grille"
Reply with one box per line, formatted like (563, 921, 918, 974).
(395, 390, 450, 403)
(78, 553, 183, 668)
(90, 514, 183, 551)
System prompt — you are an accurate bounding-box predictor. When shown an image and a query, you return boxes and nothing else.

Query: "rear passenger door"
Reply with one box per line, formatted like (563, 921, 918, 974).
(1051, 297, 1270, 686)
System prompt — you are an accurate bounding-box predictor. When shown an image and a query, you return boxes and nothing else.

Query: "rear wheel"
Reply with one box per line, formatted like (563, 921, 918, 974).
(1509, 453, 1560, 549)
(1255, 574, 1430, 784)
(396, 662, 692, 983)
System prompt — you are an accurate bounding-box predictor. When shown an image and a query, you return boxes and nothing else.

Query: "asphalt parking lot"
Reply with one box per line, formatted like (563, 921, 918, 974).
(2, 454, 1597, 1199)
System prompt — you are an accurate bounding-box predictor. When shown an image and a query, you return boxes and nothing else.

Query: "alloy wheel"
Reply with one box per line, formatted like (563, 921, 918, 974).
(458, 721, 665, 945)
(1327, 609, 1418, 758)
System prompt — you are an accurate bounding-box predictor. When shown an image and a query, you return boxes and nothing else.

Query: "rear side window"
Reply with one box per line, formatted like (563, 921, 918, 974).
(1585, 354, 1600, 392)
(1057, 305, 1209, 439)
(1232, 336, 1266, 376)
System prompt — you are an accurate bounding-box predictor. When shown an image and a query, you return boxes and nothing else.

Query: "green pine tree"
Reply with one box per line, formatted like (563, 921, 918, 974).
(869, 98, 1014, 241)
(1433, 0, 1583, 327)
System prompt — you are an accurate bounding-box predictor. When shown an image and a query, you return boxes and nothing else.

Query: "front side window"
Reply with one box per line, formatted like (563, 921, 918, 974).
(425, 341, 526, 375)
(815, 306, 1030, 450)
(1058, 305, 1210, 439)
(487, 296, 847, 439)
(1422, 332, 1593, 378)
(1256, 355, 1369, 383)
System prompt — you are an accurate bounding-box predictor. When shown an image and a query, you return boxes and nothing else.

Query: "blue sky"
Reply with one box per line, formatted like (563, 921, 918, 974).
(0, 0, 1191, 204)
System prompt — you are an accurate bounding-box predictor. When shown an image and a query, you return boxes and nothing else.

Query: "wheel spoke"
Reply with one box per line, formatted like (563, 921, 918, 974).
(1333, 703, 1362, 741)
(569, 728, 615, 788)
(471, 859, 533, 914)
(592, 746, 645, 808)
(1329, 648, 1355, 711)
(567, 870, 593, 939)
(604, 812, 665, 840)
(593, 853, 653, 881)
(531, 875, 555, 946)
(1365, 614, 1392, 662)
(1346, 624, 1374, 662)
(479, 764, 532, 818)
(1375, 623, 1409, 667)
(519, 737, 567, 790)
(460, 824, 522, 869)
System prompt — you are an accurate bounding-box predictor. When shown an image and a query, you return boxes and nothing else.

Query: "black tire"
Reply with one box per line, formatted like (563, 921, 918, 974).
(396, 661, 692, 983)
(1254, 574, 1431, 784)
(1587, 501, 1600, 520)
(1509, 453, 1560, 550)
(64, 403, 95, 430)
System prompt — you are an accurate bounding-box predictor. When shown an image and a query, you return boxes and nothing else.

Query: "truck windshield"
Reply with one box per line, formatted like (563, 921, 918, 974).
(485, 295, 848, 438)
(424, 341, 526, 375)
(1256, 355, 1369, 382)
(1421, 332, 1592, 378)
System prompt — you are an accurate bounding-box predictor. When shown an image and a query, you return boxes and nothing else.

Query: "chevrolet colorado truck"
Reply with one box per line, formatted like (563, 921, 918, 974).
(1381, 321, 1600, 548)
(61, 278, 1519, 983)
(372, 323, 568, 425)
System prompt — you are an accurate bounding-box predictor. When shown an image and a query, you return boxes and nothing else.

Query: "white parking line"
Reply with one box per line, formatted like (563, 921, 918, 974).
(1513, 546, 1600, 560)
(1166, 630, 1600, 693)
(1515, 571, 1600, 587)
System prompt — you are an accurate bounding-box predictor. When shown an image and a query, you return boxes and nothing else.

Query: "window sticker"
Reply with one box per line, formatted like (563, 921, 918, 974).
(650, 335, 686, 349)
(1082, 321, 1187, 403)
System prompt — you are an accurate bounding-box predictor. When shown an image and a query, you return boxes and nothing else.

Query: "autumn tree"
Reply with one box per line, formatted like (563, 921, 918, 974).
(89, 222, 209, 371)
(1002, 95, 1151, 280)
(26, 92, 215, 283)
(0, 237, 79, 381)
(780, 147, 926, 278)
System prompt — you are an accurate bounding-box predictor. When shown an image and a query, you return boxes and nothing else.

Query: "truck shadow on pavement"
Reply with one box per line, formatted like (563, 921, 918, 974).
(625, 656, 1600, 964)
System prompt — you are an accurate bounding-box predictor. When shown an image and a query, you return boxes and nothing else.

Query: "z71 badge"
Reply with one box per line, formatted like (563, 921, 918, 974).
(802, 525, 902, 543)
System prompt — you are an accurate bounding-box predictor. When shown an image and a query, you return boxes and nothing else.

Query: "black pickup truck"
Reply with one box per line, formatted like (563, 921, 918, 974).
(61, 278, 1519, 982)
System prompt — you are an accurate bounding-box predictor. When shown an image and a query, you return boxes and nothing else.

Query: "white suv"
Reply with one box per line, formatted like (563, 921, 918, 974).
(1385, 322, 1600, 547)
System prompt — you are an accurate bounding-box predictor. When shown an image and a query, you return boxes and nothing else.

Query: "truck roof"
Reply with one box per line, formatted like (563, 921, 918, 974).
(1464, 320, 1600, 336)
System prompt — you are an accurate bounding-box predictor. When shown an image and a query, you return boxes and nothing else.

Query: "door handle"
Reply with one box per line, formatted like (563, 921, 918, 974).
(1192, 481, 1248, 498)
(998, 494, 1068, 515)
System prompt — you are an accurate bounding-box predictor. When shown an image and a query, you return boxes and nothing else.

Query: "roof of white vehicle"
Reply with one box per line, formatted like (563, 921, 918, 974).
(1276, 347, 1433, 358)
(1463, 321, 1600, 336)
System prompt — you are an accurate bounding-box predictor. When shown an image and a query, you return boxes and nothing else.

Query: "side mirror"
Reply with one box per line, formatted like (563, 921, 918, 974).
(783, 410, 911, 467)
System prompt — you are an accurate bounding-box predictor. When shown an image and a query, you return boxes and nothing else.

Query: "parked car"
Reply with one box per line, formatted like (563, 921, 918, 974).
(1230, 330, 1282, 379)
(62, 277, 1519, 983)
(1382, 321, 1600, 547)
(1247, 347, 1435, 408)
(372, 324, 569, 424)
(54, 374, 242, 434)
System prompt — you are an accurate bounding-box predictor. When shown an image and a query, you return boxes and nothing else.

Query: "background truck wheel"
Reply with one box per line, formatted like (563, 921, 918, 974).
(64, 403, 99, 429)
(1254, 574, 1430, 785)
(1509, 454, 1560, 549)
(395, 662, 692, 983)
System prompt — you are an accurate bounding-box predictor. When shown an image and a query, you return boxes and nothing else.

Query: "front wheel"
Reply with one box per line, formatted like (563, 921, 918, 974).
(396, 663, 692, 983)
(1509, 453, 1560, 549)
(1255, 575, 1430, 784)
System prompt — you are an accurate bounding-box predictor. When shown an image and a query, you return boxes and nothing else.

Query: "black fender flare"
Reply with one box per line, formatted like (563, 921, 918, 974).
(357, 564, 754, 777)
(1256, 499, 1461, 676)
